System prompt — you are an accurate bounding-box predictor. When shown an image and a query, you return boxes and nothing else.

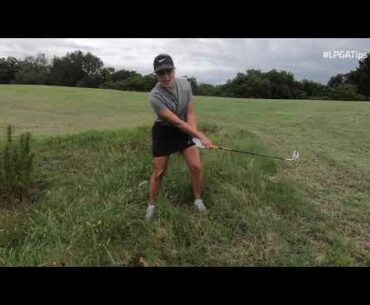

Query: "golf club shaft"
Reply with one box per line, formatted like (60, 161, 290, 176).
(214, 146, 288, 161)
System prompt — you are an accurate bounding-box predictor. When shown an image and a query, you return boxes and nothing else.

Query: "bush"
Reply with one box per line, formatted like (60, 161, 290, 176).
(0, 126, 34, 205)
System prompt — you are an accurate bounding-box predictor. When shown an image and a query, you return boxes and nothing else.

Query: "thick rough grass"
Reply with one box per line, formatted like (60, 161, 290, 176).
(1, 124, 366, 266)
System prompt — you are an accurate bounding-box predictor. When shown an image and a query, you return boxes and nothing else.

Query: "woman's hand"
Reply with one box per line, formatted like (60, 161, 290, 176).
(199, 133, 214, 149)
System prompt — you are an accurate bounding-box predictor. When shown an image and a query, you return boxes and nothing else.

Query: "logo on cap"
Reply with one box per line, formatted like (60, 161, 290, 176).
(153, 54, 175, 72)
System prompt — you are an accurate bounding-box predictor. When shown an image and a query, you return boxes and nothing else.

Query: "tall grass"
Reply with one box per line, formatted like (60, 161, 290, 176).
(1, 124, 366, 266)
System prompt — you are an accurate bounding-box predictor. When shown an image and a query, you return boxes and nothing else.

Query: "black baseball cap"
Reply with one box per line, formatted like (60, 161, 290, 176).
(153, 54, 175, 73)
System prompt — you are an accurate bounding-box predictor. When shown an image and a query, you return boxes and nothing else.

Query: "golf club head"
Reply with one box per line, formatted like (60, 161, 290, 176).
(292, 150, 300, 161)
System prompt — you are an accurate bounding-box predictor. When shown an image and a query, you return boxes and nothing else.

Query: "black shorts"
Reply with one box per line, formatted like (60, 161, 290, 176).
(152, 121, 195, 157)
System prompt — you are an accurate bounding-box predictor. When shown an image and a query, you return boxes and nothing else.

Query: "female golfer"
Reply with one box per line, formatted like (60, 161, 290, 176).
(146, 54, 213, 220)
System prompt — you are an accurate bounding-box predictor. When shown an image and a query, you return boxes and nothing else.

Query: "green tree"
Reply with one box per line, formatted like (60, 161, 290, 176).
(328, 84, 363, 101)
(197, 83, 217, 96)
(100, 67, 115, 83)
(0, 57, 18, 83)
(14, 54, 50, 84)
(328, 74, 345, 87)
(301, 79, 329, 98)
(356, 53, 370, 96)
(328, 53, 370, 98)
(111, 69, 140, 82)
(49, 51, 103, 87)
(183, 76, 198, 95)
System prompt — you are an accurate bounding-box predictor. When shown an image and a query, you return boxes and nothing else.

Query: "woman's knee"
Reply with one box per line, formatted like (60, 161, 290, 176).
(189, 163, 202, 175)
(153, 166, 167, 180)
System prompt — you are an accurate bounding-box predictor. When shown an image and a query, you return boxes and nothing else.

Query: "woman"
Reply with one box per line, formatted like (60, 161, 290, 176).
(146, 54, 214, 220)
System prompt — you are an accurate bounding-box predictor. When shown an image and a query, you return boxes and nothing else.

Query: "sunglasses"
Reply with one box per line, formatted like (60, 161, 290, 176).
(156, 69, 174, 76)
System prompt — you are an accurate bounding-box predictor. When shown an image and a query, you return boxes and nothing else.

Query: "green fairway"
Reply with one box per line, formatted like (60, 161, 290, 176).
(0, 85, 369, 266)
(0, 85, 153, 136)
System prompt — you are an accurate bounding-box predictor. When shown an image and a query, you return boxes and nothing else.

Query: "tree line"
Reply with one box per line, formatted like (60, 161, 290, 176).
(0, 50, 369, 101)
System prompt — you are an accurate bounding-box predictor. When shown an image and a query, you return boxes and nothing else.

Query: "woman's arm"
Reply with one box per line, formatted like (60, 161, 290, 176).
(186, 102, 197, 130)
(158, 109, 213, 148)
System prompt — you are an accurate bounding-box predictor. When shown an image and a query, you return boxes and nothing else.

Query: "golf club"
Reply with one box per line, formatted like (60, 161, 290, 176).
(192, 138, 300, 161)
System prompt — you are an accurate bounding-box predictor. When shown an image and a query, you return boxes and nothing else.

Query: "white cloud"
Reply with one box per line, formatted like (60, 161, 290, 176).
(0, 38, 369, 85)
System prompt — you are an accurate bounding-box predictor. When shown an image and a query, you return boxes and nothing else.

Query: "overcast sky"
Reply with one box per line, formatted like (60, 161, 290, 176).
(0, 38, 369, 85)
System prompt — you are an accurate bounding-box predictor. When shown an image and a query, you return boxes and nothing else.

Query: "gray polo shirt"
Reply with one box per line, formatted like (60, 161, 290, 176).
(149, 78, 193, 127)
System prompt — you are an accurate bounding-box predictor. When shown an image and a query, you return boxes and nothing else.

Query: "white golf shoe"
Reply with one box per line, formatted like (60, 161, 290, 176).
(194, 199, 207, 212)
(145, 204, 155, 221)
